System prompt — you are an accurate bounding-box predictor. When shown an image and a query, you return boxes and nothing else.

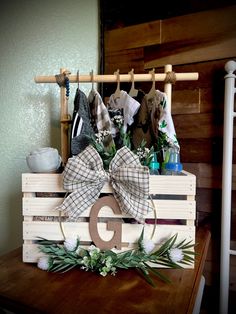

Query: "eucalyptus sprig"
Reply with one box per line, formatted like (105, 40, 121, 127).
(134, 139, 154, 167)
(111, 114, 131, 149)
(86, 131, 117, 169)
(36, 229, 196, 287)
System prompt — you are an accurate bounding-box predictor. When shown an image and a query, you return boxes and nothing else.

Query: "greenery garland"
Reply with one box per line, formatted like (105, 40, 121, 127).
(37, 229, 196, 287)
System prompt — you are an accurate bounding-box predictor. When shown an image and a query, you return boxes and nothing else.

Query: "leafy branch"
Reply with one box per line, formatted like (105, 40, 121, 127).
(36, 229, 196, 287)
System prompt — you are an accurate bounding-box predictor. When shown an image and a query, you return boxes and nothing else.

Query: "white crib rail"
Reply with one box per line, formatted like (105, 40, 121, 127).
(220, 60, 236, 314)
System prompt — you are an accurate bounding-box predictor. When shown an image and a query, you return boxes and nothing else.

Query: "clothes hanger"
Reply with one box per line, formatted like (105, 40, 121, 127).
(147, 68, 156, 98)
(113, 69, 121, 99)
(128, 68, 138, 97)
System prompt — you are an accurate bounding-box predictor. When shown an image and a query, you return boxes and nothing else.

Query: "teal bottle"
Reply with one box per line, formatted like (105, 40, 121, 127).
(149, 152, 160, 175)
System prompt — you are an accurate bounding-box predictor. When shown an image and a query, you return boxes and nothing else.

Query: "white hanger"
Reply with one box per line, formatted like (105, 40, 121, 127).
(113, 69, 121, 99)
(128, 68, 138, 97)
(147, 68, 156, 98)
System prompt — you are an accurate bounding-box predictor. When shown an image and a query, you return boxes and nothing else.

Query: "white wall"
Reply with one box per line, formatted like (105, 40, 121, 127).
(0, 0, 99, 254)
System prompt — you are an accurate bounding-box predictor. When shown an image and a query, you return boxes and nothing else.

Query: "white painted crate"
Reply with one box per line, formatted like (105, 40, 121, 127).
(22, 172, 196, 267)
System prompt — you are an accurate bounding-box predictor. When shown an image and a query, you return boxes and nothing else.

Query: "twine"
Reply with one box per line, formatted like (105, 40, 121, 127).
(59, 210, 66, 240)
(164, 71, 176, 84)
(58, 192, 69, 240)
(55, 70, 71, 87)
(149, 195, 157, 240)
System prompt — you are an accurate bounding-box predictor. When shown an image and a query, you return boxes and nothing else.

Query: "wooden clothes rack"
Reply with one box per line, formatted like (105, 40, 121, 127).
(34, 64, 199, 165)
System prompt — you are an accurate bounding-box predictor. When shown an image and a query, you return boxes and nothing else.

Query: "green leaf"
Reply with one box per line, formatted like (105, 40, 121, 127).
(152, 234, 178, 257)
(182, 250, 196, 255)
(145, 264, 171, 284)
(136, 268, 156, 287)
(37, 230, 196, 288)
(137, 227, 145, 249)
(52, 263, 74, 273)
(160, 120, 167, 129)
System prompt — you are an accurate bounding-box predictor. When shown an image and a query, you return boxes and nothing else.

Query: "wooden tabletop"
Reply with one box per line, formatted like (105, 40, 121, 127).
(0, 228, 210, 314)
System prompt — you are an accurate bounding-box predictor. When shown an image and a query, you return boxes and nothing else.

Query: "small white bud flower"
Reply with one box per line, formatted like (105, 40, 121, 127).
(64, 238, 77, 251)
(142, 238, 155, 254)
(37, 256, 50, 271)
(168, 248, 184, 263)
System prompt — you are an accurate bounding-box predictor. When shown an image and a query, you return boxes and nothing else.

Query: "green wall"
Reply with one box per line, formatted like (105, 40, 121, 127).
(0, 0, 99, 254)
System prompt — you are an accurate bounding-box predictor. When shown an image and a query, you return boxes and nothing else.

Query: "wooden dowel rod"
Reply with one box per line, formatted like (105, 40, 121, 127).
(34, 72, 198, 84)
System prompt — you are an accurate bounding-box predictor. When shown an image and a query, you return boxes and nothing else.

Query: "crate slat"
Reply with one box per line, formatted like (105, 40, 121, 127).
(23, 198, 195, 220)
(149, 171, 196, 195)
(22, 172, 196, 196)
(23, 221, 194, 241)
(23, 223, 195, 264)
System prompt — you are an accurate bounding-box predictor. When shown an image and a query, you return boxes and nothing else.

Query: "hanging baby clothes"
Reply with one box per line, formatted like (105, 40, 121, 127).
(108, 90, 141, 133)
(149, 90, 179, 150)
(129, 89, 146, 126)
(71, 89, 95, 156)
(87, 89, 114, 148)
(132, 90, 179, 151)
(130, 90, 154, 149)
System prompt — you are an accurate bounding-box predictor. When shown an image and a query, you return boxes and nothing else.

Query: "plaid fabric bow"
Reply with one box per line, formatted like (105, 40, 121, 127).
(57, 145, 152, 223)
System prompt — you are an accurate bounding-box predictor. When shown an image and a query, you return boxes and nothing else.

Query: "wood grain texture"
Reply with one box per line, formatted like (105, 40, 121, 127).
(104, 47, 144, 74)
(183, 163, 236, 190)
(105, 20, 161, 52)
(22, 172, 196, 195)
(144, 5, 236, 68)
(145, 38, 236, 69)
(161, 6, 236, 44)
(179, 138, 223, 163)
(0, 228, 210, 314)
(172, 89, 200, 115)
(23, 197, 195, 220)
(173, 113, 225, 139)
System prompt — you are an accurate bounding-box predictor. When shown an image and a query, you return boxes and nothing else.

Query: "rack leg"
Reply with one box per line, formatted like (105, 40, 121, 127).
(60, 68, 69, 165)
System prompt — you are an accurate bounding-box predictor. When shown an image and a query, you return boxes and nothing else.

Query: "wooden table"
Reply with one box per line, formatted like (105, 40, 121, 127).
(0, 228, 210, 314)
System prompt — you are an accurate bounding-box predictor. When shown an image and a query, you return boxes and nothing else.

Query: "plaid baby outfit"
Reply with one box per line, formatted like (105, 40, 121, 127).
(87, 89, 114, 148)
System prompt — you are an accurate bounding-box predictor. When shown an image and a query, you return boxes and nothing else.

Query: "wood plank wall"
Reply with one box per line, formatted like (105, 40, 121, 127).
(103, 5, 236, 289)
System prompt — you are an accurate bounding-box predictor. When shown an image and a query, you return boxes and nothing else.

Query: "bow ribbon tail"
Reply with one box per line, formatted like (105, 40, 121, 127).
(109, 146, 152, 223)
(111, 178, 152, 224)
(57, 181, 105, 221)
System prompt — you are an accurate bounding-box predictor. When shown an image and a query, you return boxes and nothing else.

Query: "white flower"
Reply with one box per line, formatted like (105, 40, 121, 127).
(141, 238, 155, 254)
(95, 130, 111, 143)
(111, 115, 123, 127)
(88, 245, 100, 254)
(64, 238, 77, 251)
(168, 248, 184, 263)
(37, 256, 49, 271)
(136, 147, 150, 161)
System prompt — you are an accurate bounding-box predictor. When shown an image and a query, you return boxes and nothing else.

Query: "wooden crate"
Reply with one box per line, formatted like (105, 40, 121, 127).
(22, 171, 196, 267)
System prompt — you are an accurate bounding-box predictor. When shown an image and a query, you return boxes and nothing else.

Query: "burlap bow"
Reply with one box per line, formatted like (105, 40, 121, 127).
(57, 145, 152, 223)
